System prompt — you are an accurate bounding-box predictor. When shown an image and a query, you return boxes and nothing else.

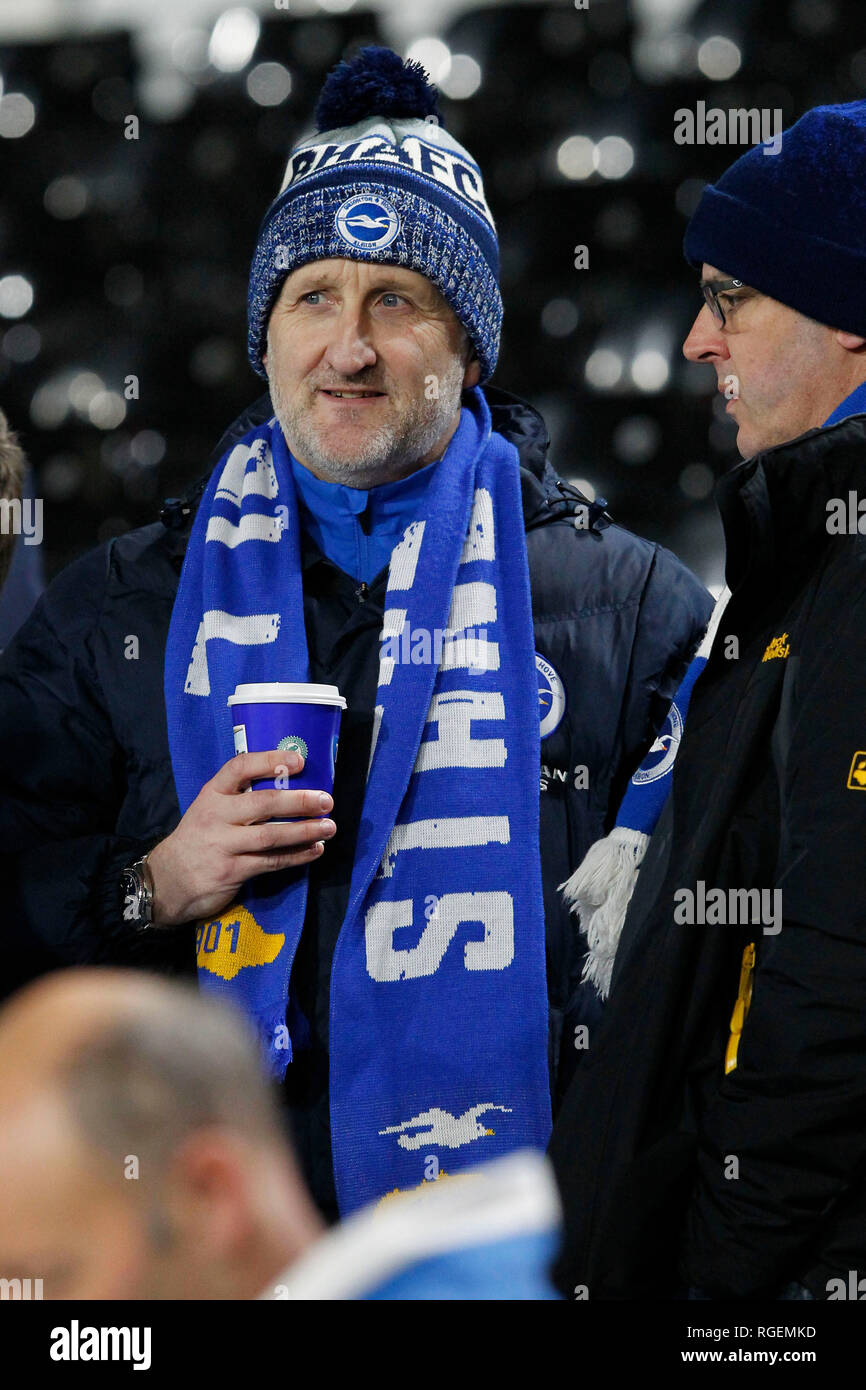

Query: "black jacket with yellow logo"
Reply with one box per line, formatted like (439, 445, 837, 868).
(550, 412, 866, 1300)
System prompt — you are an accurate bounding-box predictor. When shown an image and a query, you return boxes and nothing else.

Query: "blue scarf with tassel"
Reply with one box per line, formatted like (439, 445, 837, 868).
(164, 386, 551, 1212)
(561, 388, 866, 998)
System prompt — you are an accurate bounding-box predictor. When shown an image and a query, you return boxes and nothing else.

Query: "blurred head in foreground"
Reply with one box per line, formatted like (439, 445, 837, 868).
(0, 969, 323, 1299)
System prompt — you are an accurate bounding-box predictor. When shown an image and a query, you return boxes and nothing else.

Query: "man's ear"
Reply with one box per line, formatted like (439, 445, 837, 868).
(463, 354, 482, 390)
(835, 330, 866, 351)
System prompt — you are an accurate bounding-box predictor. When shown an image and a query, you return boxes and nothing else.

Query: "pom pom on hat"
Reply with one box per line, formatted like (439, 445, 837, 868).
(315, 45, 442, 132)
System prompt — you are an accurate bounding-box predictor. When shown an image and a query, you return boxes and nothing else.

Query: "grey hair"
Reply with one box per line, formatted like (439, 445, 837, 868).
(58, 980, 286, 1179)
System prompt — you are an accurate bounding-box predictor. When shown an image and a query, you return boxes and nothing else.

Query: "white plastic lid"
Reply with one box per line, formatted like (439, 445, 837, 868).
(227, 682, 347, 709)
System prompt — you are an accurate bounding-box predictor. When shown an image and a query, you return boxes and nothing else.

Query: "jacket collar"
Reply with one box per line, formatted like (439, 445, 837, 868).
(716, 413, 866, 591)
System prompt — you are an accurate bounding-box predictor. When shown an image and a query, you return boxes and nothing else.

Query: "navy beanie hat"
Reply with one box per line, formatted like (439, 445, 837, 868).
(684, 99, 866, 335)
(248, 46, 501, 381)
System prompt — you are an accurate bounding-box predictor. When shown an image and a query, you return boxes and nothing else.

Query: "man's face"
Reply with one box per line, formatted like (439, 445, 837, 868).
(0, 1094, 156, 1299)
(263, 257, 481, 487)
(682, 263, 838, 458)
(0, 1094, 275, 1301)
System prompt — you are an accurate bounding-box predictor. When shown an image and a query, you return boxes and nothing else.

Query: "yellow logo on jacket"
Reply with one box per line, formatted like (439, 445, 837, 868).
(762, 633, 790, 662)
(195, 904, 284, 980)
(847, 753, 866, 790)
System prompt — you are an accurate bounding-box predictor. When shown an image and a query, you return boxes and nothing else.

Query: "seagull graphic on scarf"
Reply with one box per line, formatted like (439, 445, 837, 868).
(379, 1104, 513, 1150)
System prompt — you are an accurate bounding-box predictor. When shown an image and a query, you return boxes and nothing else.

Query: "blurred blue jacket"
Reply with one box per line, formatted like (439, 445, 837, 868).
(259, 1150, 562, 1300)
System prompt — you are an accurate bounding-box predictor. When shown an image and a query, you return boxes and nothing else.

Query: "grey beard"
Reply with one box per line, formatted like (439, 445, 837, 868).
(267, 360, 467, 488)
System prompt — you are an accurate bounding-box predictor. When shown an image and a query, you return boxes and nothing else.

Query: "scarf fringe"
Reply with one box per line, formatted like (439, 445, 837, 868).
(559, 587, 731, 1000)
(558, 825, 648, 999)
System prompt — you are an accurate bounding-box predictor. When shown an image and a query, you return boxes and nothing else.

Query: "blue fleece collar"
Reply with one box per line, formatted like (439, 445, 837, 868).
(290, 448, 441, 584)
(823, 380, 866, 428)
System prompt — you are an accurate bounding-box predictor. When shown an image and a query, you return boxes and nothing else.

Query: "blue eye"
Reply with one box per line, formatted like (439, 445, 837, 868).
(381, 293, 402, 307)
(303, 291, 323, 304)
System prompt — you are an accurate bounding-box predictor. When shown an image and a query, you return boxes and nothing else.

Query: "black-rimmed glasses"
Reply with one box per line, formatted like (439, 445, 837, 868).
(700, 278, 748, 328)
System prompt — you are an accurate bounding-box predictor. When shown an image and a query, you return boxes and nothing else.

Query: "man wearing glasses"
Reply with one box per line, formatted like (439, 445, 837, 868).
(551, 100, 866, 1301)
(692, 271, 866, 459)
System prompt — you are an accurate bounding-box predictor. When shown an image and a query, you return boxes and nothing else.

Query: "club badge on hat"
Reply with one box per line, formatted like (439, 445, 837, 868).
(335, 194, 401, 251)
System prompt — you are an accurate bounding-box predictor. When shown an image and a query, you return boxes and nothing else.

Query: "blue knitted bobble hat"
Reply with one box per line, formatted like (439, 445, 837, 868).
(248, 46, 502, 381)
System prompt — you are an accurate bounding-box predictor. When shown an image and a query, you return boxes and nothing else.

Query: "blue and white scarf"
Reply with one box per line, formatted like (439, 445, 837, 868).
(560, 587, 730, 997)
(561, 388, 866, 998)
(164, 386, 551, 1213)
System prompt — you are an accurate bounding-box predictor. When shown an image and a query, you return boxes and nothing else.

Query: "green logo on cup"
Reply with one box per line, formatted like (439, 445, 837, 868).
(277, 735, 308, 758)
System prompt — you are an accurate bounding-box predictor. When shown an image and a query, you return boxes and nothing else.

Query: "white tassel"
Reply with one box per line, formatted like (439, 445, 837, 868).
(560, 588, 731, 1000)
(559, 826, 649, 1000)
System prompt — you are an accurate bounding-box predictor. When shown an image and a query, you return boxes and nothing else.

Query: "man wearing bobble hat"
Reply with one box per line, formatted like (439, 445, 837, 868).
(0, 48, 709, 1220)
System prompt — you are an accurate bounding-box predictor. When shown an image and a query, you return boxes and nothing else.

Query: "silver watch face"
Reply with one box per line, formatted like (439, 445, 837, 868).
(122, 868, 147, 924)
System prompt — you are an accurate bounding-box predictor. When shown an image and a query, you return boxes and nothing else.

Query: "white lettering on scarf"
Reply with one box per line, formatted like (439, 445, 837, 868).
(459, 488, 495, 564)
(206, 513, 283, 547)
(387, 520, 425, 590)
(414, 691, 506, 771)
(446, 580, 496, 630)
(440, 579, 499, 671)
(378, 608, 408, 688)
(376, 815, 510, 879)
(366, 484, 518, 981)
(185, 610, 280, 697)
(365, 891, 515, 981)
(214, 437, 278, 505)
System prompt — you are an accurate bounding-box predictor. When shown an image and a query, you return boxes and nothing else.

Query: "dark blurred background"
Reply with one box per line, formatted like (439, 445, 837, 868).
(1, 0, 865, 633)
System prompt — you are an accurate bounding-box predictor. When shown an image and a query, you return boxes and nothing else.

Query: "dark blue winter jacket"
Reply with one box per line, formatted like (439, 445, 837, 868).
(0, 385, 711, 1214)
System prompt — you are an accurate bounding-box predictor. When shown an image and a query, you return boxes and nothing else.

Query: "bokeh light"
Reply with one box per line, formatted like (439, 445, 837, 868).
(0, 275, 34, 319)
(697, 36, 742, 81)
(209, 8, 260, 74)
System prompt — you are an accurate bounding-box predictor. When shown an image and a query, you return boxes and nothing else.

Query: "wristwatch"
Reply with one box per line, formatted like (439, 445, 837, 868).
(120, 852, 155, 930)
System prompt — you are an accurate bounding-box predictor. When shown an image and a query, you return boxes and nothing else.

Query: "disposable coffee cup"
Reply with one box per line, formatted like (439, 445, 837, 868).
(227, 682, 347, 812)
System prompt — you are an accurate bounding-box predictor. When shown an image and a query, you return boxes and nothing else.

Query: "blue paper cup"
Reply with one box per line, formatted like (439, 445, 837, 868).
(227, 682, 347, 817)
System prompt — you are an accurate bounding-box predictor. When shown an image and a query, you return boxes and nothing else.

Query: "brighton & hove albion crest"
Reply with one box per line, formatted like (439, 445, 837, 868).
(535, 653, 566, 739)
(335, 194, 400, 251)
(632, 700, 683, 784)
